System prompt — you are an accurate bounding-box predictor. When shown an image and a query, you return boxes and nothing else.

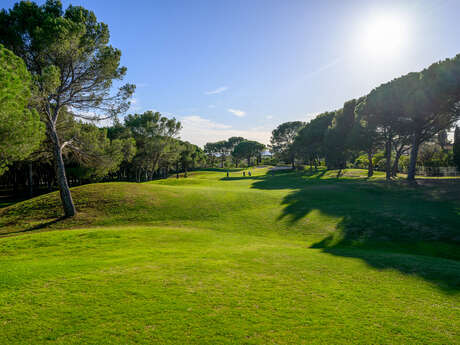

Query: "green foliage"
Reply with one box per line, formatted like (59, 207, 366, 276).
(293, 111, 334, 165)
(294, 55, 460, 179)
(0, 0, 135, 118)
(204, 137, 246, 168)
(270, 121, 305, 166)
(0, 45, 44, 174)
(179, 141, 203, 175)
(0, 0, 135, 216)
(324, 99, 356, 169)
(124, 111, 181, 178)
(417, 142, 452, 168)
(232, 140, 265, 166)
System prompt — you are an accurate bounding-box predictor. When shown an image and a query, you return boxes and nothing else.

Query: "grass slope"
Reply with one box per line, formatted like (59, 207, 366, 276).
(0, 168, 459, 344)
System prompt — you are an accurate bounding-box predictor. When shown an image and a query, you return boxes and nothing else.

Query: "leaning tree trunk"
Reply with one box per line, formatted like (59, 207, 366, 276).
(385, 139, 392, 180)
(49, 125, 76, 217)
(367, 151, 374, 178)
(407, 135, 420, 181)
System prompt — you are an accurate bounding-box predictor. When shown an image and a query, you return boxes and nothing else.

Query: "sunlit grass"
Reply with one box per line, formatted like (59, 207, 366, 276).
(0, 168, 459, 344)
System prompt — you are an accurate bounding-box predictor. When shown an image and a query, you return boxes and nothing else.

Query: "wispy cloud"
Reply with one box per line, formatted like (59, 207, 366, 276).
(208, 104, 216, 108)
(181, 115, 232, 130)
(180, 115, 270, 147)
(228, 108, 246, 117)
(129, 97, 142, 112)
(266, 115, 273, 120)
(304, 57, 342, 80)
(204, 86, 228, 95)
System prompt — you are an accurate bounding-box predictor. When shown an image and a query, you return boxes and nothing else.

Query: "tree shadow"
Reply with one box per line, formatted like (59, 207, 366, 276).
(0, 217, 65, 237)
(245, 170, 460, 293)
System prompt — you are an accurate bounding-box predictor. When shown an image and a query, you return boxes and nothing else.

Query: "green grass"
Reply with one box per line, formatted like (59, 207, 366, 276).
(0, 168, 459, 344)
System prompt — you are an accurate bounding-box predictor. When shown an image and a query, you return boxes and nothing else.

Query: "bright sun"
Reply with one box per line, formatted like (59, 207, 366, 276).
(361, 14, 409, 59)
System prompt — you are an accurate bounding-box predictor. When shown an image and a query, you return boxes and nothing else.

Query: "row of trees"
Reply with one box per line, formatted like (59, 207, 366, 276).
(0, 107, 206, 193)
(0, 1, 208, 217)
(1, 0, 459, 217)
(204, 138, 266, 168)
(270, 55, 460, 179)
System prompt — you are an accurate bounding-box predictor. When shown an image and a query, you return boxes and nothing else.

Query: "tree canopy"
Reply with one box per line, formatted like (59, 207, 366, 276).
(270, 121, 305, 168)
(232, 140, 265, 167)
(0, 45, 44, 175)
(0, 0, 134, 216)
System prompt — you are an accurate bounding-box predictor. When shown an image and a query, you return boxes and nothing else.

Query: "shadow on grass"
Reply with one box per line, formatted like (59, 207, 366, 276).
(0, 217, 65, 237)
(229, 169, 460, 292)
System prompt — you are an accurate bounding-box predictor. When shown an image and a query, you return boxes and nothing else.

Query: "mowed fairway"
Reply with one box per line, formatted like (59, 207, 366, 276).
(0, 168, 459, 344)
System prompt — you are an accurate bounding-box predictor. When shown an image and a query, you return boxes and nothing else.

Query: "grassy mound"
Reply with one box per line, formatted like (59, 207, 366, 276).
(2, 168, 459, 258)
(0, 168, 459, 344)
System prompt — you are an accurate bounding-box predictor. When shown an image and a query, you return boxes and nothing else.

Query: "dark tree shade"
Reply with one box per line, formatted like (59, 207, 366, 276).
(454, 126, 460, 170)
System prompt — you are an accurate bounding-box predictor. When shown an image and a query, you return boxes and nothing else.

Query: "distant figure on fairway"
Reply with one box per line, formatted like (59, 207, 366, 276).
(248, 171, 252, 176)
(243, 171, 246, 176)
(226, 170, 229, 177)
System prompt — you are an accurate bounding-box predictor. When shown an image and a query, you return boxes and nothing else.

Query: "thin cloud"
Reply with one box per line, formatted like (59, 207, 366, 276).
(266, 115, 273, 120)
(304, 57, 342, 79)
(181, 115, 232, 130)
(129, 97, 142, 112)
(228, 108, 246, 117)
(180, 115, 270, 147)
(208, 104, 216, 108)
(204, 86, 228, 95)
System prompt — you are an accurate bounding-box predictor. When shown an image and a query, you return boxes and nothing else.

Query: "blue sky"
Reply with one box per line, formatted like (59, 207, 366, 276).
(3, 0, 460, 146)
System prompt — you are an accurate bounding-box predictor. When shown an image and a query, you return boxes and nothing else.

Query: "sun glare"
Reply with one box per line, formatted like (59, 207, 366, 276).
(360, 13, 409, 59)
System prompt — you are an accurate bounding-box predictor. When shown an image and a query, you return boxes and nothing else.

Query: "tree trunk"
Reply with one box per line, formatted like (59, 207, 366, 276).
(385, 139, 392, 180)
(291, 159, 295, 169)
(247, 156, 251, 167)
(28, 161, 33, 198)
(391, 149, 403, 177)
(367, 151, 374, 177)
(49, 126, 76, 217)
(407, 135, 420, 181)
(151, 153, 161, 180)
